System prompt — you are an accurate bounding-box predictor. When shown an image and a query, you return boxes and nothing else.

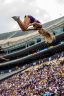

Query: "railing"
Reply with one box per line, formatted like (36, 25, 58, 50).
(3, 35, 43, 52)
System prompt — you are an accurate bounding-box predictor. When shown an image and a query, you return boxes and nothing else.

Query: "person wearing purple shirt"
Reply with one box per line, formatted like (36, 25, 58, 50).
(12, 15, 42, 31)
(12, 15, 55, 43)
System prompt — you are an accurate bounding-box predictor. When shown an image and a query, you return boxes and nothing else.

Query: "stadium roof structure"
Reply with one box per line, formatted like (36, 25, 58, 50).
(42, 16, 64, 28)
(0, 16, 64, 40)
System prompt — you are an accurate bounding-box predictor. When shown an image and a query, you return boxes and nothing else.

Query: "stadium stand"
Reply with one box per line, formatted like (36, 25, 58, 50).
(0, 16, 64, 96)
(0, 53, 64, 96)
(0, 16, 64, 54)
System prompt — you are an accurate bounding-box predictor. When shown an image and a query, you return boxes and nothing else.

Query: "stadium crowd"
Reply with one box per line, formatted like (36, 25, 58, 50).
(0, 53, 64, 96)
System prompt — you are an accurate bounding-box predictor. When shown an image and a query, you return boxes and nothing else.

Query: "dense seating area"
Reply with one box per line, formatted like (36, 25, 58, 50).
(0, 54, 64, 96)
(0, 16, 64, 96)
